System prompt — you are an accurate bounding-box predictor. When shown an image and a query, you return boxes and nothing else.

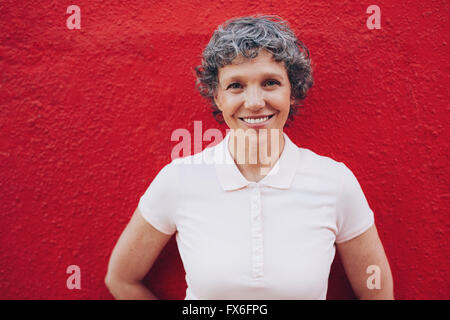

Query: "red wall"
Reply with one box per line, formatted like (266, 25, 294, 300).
(1, 0, 448, 299)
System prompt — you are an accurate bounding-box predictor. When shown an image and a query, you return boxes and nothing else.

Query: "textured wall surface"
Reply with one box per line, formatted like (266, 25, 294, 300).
(1, 0, 449, 299)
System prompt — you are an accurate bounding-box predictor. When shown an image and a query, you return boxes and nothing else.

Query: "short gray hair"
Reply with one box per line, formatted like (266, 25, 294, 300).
(195, 14, 314, 123)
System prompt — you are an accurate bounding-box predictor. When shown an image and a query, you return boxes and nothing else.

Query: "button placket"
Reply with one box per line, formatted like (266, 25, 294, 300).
(250, 183, 264, 279)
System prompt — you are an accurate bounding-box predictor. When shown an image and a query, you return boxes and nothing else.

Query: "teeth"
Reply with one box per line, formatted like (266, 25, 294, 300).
(242, 116, 269, 124)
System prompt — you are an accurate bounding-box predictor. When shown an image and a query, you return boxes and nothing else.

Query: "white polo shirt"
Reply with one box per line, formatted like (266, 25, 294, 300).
(138, 132, 375, 299)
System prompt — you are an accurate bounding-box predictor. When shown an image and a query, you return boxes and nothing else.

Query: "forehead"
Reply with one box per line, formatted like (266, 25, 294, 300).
(218, 49, 287, 81)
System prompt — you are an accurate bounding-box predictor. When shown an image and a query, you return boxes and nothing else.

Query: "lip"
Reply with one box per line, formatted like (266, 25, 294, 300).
(238, 114, 276, 128)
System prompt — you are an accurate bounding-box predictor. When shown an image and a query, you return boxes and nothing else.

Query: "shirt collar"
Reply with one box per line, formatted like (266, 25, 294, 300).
(214, 131, 300, 191)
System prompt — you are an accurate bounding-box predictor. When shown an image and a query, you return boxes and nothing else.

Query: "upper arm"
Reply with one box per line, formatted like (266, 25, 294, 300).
(336, 224, 394, 299)
(105, 207, 172, 284)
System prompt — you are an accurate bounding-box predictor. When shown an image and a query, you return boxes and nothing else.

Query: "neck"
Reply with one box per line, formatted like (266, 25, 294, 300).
(228, 129, 285, 182)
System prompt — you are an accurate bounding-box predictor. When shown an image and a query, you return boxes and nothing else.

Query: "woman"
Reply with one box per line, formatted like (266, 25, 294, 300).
(105, 15, 394, 300)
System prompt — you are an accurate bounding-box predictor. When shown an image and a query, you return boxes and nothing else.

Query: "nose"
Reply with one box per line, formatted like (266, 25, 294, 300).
(244, 85, 265, 110)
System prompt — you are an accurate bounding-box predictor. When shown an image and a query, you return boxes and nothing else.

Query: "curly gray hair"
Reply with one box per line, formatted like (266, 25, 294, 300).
(195, 14, 314, 123)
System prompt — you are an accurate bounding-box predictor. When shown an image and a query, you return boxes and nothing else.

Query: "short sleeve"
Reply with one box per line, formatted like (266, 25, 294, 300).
(335, 163, 375, 243)
(137, 162, 178, 235)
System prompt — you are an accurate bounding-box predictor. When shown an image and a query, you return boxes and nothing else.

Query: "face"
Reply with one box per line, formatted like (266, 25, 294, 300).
(214, 49, 293, 133)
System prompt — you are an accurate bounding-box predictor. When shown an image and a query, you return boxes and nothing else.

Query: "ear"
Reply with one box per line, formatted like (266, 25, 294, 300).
(290, 96, 296, 105)
(214, 92, 223, 112)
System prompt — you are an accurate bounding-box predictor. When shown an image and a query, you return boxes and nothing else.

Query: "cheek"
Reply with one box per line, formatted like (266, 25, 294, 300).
(270, 93, 291, 113)
(220, 96, 241, 117)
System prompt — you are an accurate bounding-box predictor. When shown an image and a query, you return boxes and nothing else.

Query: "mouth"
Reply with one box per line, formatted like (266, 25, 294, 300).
(238, 114, 275, 125)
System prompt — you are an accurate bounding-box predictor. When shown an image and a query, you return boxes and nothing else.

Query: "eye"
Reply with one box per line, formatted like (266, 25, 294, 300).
(265, 79, 281, 87)
(226, 83, 242, 90)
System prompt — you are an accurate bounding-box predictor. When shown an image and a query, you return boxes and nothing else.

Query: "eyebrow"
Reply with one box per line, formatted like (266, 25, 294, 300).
(221, 72, 285, 84)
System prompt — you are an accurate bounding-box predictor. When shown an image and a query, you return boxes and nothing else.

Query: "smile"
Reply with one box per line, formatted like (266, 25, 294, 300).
(239, 114, 274, 124)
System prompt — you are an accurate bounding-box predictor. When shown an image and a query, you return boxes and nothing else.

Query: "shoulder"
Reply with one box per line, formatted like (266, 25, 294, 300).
(296, 146, 346, 181)
(164, 144, 217, 187)
(296, 147, 370, 203)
